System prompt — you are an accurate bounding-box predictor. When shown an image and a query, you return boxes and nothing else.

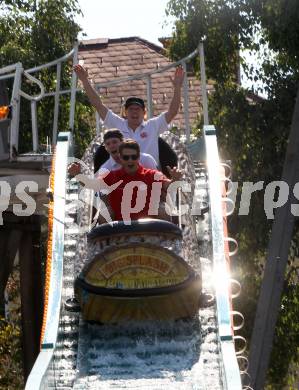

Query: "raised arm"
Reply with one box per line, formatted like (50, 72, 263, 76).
(74, 64, 108, 120)
(165, 66, 184, 124)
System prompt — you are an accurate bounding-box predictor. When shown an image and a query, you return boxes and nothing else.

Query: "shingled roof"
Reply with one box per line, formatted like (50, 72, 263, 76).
(78, 36, 213, 130)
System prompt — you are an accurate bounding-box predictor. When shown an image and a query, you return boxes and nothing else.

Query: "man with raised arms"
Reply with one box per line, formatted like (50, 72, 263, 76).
(73, 64, 184, 165)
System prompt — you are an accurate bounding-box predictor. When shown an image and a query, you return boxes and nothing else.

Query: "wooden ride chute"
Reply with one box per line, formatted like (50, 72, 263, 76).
(75, 219, 202, 323)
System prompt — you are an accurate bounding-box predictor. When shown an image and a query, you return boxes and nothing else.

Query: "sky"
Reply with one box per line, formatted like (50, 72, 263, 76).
(77, 0, 175, 47)
(75, 0, 259, 93)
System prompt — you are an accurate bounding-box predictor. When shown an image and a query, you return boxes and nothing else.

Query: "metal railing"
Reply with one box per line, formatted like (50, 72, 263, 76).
(204, 124, 242, 389)
(0, 44, 78, 158)
(0, 40, 210, 160)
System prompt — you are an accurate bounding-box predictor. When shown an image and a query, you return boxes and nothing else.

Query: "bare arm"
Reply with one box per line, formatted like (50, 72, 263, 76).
(165, 66, 184, 124)
(73, 64, 108, 120)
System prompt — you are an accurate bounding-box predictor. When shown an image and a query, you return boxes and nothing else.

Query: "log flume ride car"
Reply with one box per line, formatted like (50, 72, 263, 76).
(76, 218, 202, 323)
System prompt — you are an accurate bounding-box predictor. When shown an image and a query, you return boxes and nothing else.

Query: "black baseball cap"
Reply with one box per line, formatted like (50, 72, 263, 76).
(103, 129, 124, 142)
(125, 97, 145, 109)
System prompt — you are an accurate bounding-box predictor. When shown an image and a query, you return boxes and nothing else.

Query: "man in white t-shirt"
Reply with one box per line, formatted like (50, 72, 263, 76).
(73, 64, 184, 164)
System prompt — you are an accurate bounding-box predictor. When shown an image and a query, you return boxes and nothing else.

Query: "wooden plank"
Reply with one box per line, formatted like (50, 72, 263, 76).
(2, 212, 43, 226)
(248, 85, 299, 389)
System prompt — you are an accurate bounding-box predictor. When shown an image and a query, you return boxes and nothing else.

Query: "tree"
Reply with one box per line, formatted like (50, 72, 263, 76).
(0, 274, 23, 390)
(0, 0, 94, 156)
(166, 0, 299, 387)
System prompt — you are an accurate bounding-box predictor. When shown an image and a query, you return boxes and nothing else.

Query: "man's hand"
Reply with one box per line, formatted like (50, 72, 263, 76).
(165, 66, 185, 123)
(73, 64, 108, 120)
(167, 165, 183, 181)
(68, 162, 81, 177)
(73, 64, 89, 82)
(171, 66, 184, 89)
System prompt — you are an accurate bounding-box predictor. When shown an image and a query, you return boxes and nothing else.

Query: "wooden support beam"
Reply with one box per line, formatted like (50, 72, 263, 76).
(2, 212, 43, 229)
(0, 213, 44, 380)
(19, 226, 43, 381)
(247, 85, 299, 389)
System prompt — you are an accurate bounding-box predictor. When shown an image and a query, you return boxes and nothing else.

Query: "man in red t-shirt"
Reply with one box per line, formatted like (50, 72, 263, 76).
(98, 139, 181, 223)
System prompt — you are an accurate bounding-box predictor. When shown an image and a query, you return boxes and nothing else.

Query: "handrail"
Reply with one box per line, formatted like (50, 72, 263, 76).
(0, 44, 195, 84)
(0, 40, 207, 158)
(204, 124, 242, 389)
(0, 46, 76, 156)
(0, 62, 22, 76)
(26, 47, 75, 73)
(92, 46, 199, 89)
(0, 47, 75, 80)
(25, 132, 72, 389)
(19, 71, 45, 101)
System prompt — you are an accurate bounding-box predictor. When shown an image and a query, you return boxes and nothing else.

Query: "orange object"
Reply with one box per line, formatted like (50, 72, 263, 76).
(40, 148, 56, 347)
(0, 106, 10, 120)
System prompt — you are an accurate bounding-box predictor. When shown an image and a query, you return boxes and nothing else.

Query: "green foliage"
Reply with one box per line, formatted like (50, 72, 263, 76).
(0, 267, 23, 390)
(0, 316, 23, 389)
(0, 0, 81, 67)
(166, 0, 256, 82)
(166, 0, 299, 386)
(0, 0, 93, 156)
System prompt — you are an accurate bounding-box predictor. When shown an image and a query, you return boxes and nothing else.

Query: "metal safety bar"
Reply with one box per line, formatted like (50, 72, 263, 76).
(204, 124, 242, 389)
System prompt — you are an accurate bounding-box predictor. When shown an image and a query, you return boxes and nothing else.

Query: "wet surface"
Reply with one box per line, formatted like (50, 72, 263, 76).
(65, 133, 222, 389)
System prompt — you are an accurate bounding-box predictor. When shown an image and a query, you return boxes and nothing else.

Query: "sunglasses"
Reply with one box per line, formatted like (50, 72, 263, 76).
(121, 154, 139, 161)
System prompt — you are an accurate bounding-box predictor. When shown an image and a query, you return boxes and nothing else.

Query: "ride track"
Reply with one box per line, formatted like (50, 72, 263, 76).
(25, 127, 243, 389)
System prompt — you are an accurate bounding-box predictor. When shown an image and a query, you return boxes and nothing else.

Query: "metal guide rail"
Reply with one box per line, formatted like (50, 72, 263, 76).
(204, 125, 242, 389)
(25, 132, 78, 389)
(25, 128, 242, 389)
